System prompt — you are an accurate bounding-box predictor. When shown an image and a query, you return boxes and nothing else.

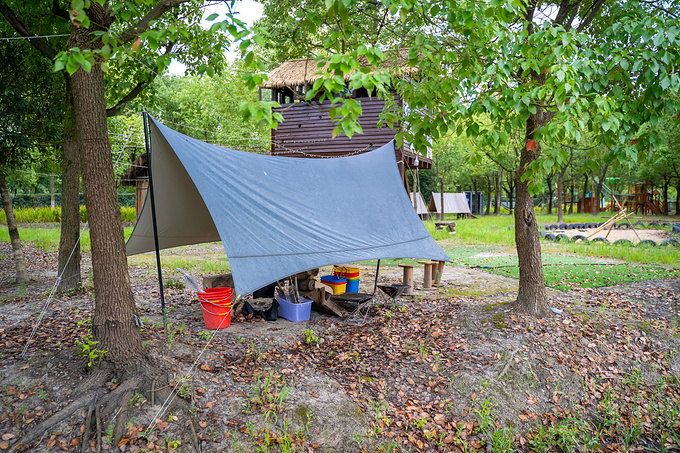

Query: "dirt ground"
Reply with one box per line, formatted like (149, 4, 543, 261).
(549, 227, 672, 244)
(1, 241, 679, 452)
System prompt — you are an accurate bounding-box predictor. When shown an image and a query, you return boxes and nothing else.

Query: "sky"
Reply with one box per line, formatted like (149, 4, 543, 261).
(167, 0, 264, 75)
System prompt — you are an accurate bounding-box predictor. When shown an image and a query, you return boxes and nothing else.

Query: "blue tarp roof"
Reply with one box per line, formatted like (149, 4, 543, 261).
(126, 117, 450, 297)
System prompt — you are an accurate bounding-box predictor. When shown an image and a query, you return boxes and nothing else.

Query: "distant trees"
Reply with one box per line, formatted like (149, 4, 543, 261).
(0, 38, 63, 283)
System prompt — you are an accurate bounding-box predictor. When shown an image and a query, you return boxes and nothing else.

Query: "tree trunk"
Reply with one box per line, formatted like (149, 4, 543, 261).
(568, 183, 574, 214)
(546, 173, 553, 214)
(676, 182, 680, 215)
(485, 177, 491, 215)
(556, 173, 564, 224)
(593, 165, 608, 217)
(580, 174, 588, 214)
(439, 178, 444, 221)
(513, 114, 548, 316)
(0, 168, 29, 283)
(57, 78, 82, 294)
(494, 170, 502, 214)
(662, 178, 669, 215)
(69, 19, 143, 362)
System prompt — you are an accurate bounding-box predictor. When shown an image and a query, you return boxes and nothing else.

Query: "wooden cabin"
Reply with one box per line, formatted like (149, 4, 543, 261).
(260, 55, 432, 189)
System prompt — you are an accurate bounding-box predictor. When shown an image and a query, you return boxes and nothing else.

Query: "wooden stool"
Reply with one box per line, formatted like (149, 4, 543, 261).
(434, 260, 446, 285)
(398, 263, 415, 295)
(418, 261, 435, 290)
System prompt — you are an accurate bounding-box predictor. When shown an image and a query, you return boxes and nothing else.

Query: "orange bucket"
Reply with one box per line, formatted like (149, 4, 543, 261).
(199, 301, 232, 329)
(198, 287, 232, 305)
(198, 287, 232, 329)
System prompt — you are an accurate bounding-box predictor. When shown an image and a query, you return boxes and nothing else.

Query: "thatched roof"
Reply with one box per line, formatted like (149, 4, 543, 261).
(262, 50, 416, 89)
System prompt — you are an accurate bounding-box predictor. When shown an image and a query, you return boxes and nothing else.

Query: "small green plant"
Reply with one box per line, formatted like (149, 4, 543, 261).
(75, 334, 107, 367)
(247, 340, 263, 361)
(491, 426, 516, 453)
(198, 330, 211, 341)
(164, 278, 185, 289)
(18, 281, 26, 297)
(103, 420, 115, 445)
(304, 329, 319, 343)
(243, 369, 290, 414)
(474, 398, 496, 438)
(176, 378, 192, 399)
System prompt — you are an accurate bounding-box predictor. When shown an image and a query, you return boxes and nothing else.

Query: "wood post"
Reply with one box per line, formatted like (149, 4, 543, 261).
(398, 264, 415, 295)
(418, 261, 434, 290)
(434, 261, 446, 286)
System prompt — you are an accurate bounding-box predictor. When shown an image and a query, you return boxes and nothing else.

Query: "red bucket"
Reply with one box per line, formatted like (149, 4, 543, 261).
(198, 287, 232, 306)
(200, 300, 232, 329)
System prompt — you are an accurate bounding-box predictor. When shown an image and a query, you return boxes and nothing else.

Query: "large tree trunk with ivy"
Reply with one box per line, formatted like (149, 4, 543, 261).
(513, 112, 549, 316)
(69, 16, 143, 363)
(0, 166, 28, 283)
(57, 78, 82, 294)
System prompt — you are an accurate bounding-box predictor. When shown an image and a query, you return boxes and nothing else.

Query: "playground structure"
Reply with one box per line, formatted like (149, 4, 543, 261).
(560, 180, 667, 216)
(631, 181, 663, 215)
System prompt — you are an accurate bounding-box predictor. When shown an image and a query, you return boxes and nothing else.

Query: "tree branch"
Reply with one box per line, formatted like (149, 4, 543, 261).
(106, 42, 175, 117)
(0, 4, 58, 60)
(118, 0, 193, 44)
(577, 0, 607, 32)
(51, 0, 70, 20)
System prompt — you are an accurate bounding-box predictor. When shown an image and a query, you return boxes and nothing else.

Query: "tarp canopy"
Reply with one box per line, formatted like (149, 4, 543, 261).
(126, 117, 450, 297)
(409, 192, 429, 215)
(428, 193, 471, 214)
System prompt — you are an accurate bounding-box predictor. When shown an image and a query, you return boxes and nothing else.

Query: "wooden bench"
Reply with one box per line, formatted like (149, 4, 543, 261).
(434, 221, 456, 232)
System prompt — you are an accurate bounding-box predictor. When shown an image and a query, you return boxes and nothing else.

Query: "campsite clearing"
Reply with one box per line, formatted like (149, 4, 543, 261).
(0, 232, 679, 452)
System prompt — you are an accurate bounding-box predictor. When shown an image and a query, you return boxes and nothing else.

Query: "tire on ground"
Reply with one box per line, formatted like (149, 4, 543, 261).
(571, 235, 588, 243)
(613, 238, 633, 246)
(661, 239, 679, 247)
(637, 239, 657, 247)
(591, 237, 609, 244)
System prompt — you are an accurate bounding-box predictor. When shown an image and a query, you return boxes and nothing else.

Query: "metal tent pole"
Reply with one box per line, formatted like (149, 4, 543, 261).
(143, 112, 168, 335)
(372, 259, 381, 296)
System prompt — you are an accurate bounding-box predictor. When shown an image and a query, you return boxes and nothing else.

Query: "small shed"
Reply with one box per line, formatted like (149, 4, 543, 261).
(261, 54, 432, 190)
(428, 193, 472, 216)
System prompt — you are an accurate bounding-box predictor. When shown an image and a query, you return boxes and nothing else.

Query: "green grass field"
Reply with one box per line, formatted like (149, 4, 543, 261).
(1, 211, 678, 290)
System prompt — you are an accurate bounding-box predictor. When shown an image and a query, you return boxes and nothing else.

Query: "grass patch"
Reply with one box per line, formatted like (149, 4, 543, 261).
(127, 246, 231, 275)
(0, 206, 135, 223)
(0, 225, 136, 252)
(488, 263, 680, 291)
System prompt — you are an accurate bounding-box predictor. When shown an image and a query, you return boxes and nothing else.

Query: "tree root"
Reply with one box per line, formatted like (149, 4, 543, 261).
(111, 390, 131, 448)
(11, 375, 142, 452)
(496, 348, 518, 381)
(80, 403, 94, 453)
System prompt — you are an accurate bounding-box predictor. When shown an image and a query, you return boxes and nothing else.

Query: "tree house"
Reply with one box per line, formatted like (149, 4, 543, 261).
(260, 56, 432, 190)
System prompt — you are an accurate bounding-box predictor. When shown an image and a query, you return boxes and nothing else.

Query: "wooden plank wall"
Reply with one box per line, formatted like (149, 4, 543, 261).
(271, 97, 402, 163)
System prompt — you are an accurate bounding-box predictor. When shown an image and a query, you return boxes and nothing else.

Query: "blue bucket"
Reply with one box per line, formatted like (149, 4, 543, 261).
(345, 278, 359, 293)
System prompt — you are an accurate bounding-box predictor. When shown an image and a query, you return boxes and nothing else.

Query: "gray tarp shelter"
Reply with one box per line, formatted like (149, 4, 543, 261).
(126, 118, 450, 297)
(428, 193, 471, 215)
